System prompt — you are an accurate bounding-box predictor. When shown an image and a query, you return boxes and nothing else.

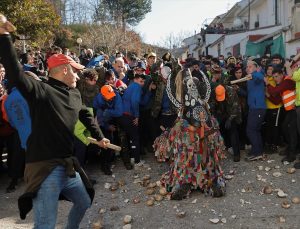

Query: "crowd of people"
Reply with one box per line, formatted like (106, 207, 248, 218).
(1, 15, 300, 228)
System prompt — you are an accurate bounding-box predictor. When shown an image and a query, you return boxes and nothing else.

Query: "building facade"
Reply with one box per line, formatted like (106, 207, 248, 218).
(177, 0, 300, 59)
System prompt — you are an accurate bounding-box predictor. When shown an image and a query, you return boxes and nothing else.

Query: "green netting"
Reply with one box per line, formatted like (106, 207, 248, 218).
(246, 34, 285, 58)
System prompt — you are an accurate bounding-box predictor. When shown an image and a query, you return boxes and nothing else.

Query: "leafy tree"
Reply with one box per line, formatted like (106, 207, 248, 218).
(0, 0, 60, 43)
(53, 26, 74, 49)
(94, 0, 152, 30)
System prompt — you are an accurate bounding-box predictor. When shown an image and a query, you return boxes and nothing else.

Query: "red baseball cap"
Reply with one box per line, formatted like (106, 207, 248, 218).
(47, 54, 85, 70)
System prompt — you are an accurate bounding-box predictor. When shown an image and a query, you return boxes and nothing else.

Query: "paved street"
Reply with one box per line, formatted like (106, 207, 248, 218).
(0, 151, 300, 229)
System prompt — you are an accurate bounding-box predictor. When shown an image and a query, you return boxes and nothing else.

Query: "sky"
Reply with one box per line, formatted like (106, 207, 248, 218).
(136, 0, 240, 45)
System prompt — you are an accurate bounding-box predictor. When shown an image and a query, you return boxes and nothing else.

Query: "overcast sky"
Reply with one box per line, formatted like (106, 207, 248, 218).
(136, 0, 240, 45)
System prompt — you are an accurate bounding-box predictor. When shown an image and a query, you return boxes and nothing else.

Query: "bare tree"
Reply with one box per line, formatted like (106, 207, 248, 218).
(158, 31, 193, 50)
(79, 24, 142, 55)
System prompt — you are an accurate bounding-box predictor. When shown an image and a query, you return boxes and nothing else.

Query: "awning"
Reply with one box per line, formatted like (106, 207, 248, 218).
(246, 34, 285, 58)
(253, 29, 282, 43)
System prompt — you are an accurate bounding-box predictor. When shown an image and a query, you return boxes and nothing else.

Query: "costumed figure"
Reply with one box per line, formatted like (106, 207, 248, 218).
(154, 64, 226, 200)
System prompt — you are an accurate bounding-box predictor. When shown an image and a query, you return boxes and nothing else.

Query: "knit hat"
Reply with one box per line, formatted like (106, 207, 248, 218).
(101, 85, 116, 100)
(211, 64, 222, 73)
(215, 85, 225, 101)
(135, 61, 146, 70)
(148, 52, 156, 58)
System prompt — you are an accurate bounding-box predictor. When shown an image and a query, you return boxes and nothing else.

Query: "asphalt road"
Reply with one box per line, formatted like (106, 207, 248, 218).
(0, 151, 300, 229)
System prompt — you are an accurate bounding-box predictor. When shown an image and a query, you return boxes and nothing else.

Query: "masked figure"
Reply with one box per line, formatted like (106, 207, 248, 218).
(154, 66, 226, 200)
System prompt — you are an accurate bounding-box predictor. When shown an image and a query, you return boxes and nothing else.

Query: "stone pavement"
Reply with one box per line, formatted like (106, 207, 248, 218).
(0, 151, 300, 229)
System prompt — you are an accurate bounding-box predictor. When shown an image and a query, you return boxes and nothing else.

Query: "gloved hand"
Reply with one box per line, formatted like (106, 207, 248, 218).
(225, 119, 231, 129)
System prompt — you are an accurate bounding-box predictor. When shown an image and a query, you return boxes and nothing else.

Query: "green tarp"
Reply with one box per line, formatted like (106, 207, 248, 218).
(246, 34, 285, 58)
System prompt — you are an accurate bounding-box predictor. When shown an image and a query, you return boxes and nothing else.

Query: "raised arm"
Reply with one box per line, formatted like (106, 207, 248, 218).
(0, 35, 39, 100)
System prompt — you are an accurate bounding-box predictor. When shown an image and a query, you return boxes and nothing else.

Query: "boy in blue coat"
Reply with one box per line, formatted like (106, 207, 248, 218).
(120, 73, 152, 168)
(93, 85, 128, 172)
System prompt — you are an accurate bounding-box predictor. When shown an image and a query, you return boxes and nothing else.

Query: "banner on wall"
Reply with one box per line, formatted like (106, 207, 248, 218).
(246, 34, 285, 58)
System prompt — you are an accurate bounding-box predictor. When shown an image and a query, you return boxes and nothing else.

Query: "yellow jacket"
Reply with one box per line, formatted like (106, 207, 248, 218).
(265, 75, 282, 109)
(292, 68, 300, 106)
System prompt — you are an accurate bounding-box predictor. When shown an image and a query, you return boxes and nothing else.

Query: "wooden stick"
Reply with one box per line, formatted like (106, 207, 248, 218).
(87, 137, 122, 152)
(230, 75, 252, 84)
(160, 125, 166, 131)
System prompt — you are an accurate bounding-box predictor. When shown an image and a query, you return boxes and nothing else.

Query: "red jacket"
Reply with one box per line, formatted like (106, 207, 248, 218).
(267, 76, 295, 105)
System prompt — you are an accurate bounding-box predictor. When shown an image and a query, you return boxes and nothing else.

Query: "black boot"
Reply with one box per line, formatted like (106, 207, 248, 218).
(233, 154, 240, 162)
(211, 178, 226, 197)
(6, 178, 18, 193)
(121, 148, 133, 170)
(118, 130, 133, 170)
(171, 184, 191, 200)
(101, 164, 113, 175)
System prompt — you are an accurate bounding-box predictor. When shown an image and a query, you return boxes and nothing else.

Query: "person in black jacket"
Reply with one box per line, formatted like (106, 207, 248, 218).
(0, 17, 109, 229)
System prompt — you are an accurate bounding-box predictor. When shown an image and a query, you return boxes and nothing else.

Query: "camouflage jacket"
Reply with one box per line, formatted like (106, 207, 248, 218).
(209, 85, 242, 124)
(150, 80, 165, 118)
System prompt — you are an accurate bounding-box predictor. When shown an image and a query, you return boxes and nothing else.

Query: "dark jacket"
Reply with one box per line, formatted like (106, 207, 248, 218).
(209, 85, 242, 124)
(0, 35, 103, 219)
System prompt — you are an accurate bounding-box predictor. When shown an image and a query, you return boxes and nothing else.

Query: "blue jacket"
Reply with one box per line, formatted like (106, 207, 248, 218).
(122, 82, 151, 118)
(247, 71, 266, 109)
(93, 91, 123, 129)
(111, 67, 130, 85)
(5, 87, 31, 149)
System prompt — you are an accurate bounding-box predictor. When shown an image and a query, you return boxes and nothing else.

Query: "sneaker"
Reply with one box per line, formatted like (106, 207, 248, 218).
(245, 144, 252, 150)
(130, 158, 135, 165)
(246, 155, 263, 161)
(134, 160, 145, 169)
(281, 155, 296, 163)
(124, 162, 133, 170)
(294, 162, 300, 169)
(135, 161, 144, 166)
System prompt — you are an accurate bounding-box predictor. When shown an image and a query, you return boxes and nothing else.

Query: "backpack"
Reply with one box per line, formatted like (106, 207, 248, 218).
(0, 95, 14, 136)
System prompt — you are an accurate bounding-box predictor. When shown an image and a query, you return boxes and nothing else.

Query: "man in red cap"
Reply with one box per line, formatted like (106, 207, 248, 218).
(0, 17, 109, 229)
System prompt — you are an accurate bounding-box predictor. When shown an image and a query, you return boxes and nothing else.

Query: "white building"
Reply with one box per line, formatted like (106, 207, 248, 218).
(199, 0, 300, 58)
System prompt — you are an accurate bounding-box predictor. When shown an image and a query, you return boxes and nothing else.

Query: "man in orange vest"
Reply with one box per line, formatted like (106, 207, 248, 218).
(265, 68, 297, 163)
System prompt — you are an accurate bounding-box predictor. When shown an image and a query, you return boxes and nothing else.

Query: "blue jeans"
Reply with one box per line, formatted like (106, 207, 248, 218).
(33, 166, 91, 229)
(246, 109, 266, 156)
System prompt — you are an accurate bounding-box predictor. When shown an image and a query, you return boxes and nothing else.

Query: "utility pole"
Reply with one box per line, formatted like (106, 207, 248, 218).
(275, 0, 278, 25)
(248, 0, 251, 30)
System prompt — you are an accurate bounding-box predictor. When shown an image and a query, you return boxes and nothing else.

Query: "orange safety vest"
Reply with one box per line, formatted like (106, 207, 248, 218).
(282, 76, 296, 111)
